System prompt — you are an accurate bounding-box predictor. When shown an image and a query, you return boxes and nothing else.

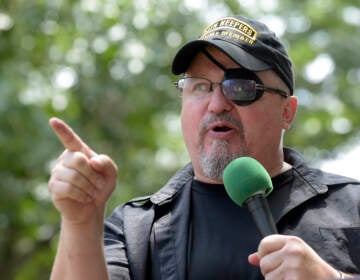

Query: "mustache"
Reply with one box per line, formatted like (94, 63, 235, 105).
(199, 112, 244, 134)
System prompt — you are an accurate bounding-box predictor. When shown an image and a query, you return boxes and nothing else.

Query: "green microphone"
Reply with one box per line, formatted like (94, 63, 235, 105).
(223, 157, 278, 237)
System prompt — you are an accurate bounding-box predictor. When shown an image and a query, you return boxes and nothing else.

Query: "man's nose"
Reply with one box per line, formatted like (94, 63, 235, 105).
(207, 85, 233, 114)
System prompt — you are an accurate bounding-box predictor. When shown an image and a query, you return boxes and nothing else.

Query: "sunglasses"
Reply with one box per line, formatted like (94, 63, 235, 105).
(175, 68, 289, 106)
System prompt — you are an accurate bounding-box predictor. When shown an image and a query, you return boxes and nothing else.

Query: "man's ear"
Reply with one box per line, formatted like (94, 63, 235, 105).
(282, 96, 298, 130)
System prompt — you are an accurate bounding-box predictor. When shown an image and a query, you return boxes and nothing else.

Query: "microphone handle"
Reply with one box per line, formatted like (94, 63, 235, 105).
(246, 194, 278, 237)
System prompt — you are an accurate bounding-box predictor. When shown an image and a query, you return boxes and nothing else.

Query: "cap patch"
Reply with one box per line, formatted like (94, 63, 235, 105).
(199, 17, 258, 45)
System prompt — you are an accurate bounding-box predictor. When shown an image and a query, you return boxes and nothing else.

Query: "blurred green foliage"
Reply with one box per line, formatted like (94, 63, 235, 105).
(0, 0, 359, 278)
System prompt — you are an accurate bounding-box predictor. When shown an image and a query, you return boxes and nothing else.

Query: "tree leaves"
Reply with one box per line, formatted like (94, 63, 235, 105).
(0, 0, 359, 278)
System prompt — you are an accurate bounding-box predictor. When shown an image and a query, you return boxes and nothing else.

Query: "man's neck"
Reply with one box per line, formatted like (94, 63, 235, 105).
(268, 161, 292, 178)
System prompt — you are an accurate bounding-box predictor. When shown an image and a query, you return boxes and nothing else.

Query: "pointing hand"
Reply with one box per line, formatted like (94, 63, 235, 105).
(48, 117, 118, 225)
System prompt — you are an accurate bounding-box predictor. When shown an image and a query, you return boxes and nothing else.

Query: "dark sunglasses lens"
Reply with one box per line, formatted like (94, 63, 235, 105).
(222, 79, 257, 103)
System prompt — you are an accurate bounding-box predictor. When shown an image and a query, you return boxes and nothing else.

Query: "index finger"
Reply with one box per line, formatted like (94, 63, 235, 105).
(258, 234, 287, 258)
(49, 117, 95, 158)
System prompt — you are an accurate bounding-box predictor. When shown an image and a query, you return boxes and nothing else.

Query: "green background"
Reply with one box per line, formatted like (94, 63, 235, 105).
(0, 0, 359, 278)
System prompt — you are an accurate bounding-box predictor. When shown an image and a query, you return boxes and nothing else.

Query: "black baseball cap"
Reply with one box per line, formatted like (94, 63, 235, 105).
(171, 15, 294, 95)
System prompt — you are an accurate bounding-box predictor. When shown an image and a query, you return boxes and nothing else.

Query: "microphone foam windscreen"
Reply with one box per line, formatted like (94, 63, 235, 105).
(223, 157, 273, 207)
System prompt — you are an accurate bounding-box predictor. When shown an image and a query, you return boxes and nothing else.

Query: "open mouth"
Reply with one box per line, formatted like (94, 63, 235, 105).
(213, 126, 232, 132)
(205, 120, 239, 138)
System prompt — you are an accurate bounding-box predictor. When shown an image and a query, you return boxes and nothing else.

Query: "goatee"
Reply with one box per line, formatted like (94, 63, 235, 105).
(198, 113, 245, 182)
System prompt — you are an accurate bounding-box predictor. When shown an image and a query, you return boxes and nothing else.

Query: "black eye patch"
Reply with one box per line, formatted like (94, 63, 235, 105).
(224, 68, 263, 85)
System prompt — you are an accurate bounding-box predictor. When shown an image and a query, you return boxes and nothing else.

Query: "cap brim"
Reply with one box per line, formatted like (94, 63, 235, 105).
(171, 39, 271, 75)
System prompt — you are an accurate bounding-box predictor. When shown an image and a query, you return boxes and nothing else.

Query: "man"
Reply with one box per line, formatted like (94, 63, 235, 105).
(48, 15, 360, 279)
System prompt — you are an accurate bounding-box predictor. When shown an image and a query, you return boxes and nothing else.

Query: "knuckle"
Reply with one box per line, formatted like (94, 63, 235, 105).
(55, 150, 67, 163)
(259, 257, 269, 269)
(99, 154, 117, 169)
(63, 151, 88, 168)
(61, 183, 81, 198)
(260, 234, 275, 246)
(48, 175, 57, 186)
(287, 235, 302, 243)
(48, 175, 65, 192)
(286, 244, 302, 256)
(49, 180, 87, 203)
(73, 152, 88, 166)
(284, 237, 304, 256)
(259, 256, 275, 276)
(51, 164, 62, 175)
(67, 169, 81, 183)
(48, 179, 55, 192)
(65, 172, 94, 196)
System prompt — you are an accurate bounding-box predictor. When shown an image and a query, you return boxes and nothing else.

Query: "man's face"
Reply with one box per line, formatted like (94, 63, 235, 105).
(180, 47, 297, 183)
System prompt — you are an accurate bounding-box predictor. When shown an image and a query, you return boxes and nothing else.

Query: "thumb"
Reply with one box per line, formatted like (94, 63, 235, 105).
(248, 252, 260, 267)
(89, 154, 118, 178)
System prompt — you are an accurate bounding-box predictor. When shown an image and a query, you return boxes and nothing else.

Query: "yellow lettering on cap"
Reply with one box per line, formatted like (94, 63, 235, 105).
(203, 22, 220, 34)
(200, 17, 258, 45)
